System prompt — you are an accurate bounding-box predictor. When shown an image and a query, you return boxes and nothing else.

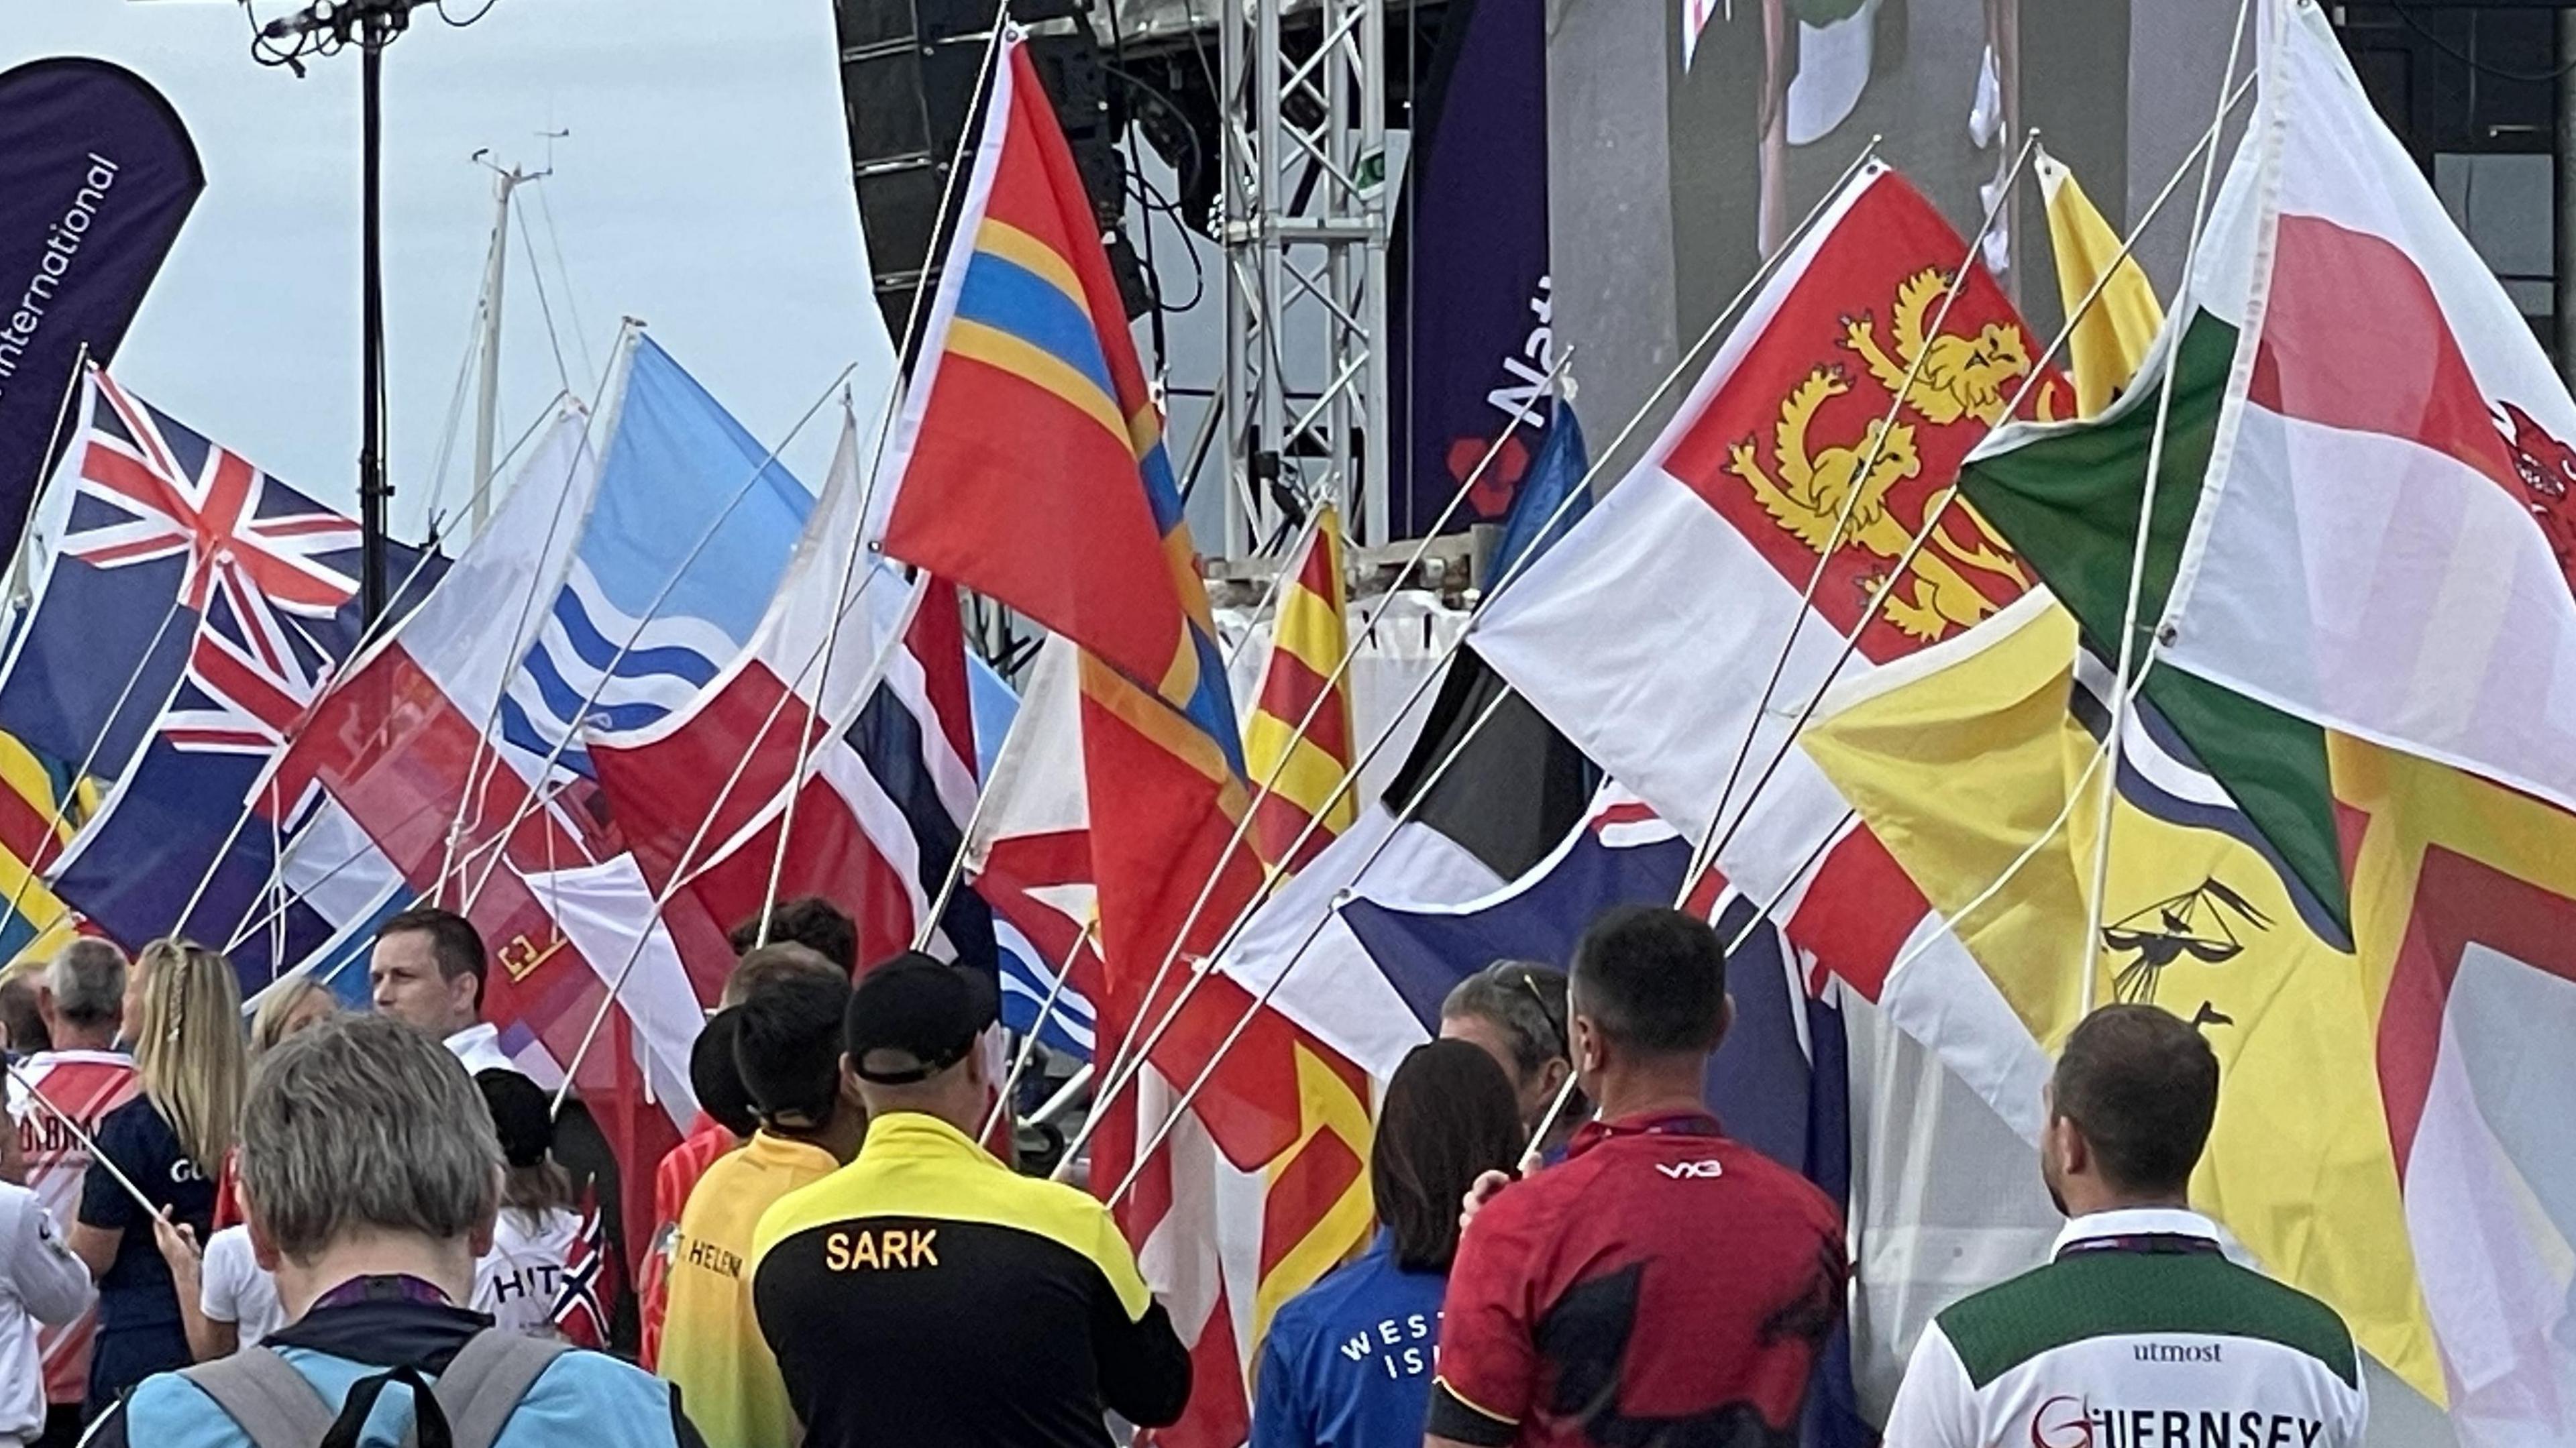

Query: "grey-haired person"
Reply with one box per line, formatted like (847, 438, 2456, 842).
(81, 1013, 704, 1448)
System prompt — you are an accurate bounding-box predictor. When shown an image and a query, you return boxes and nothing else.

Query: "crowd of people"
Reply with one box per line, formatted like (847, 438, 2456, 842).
(0, 895, 2371, 1448)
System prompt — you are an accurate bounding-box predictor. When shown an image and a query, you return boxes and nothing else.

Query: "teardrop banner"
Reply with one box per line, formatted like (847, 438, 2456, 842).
(0, 58, 205, 558)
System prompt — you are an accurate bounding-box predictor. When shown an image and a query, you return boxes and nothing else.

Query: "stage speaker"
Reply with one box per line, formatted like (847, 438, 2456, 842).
(833, 0, 1145, 355)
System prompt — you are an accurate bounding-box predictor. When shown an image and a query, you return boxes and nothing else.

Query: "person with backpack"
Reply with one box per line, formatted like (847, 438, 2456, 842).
(80, 1013, 703, 1448)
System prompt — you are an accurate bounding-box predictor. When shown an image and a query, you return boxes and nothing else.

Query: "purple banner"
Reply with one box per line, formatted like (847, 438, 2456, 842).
(1387, 0, 1554, 540)
(0, 59, 203, 559)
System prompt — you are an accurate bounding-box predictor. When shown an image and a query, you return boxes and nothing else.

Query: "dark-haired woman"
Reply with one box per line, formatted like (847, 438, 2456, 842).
(1251, 1039, 1523, 1448)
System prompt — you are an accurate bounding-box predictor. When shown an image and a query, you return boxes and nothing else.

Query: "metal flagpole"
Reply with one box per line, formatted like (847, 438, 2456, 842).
(1, 343, 88, 617)
(1677, 133, 2040, 897)
(1675, 70, 2255, 901)
(2080, 0, 2254, 1011)
(1064, 139, 1887, 1167)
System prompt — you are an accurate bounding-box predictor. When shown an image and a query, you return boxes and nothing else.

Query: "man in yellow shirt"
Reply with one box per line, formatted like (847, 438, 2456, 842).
(658, 946, 861, 1448)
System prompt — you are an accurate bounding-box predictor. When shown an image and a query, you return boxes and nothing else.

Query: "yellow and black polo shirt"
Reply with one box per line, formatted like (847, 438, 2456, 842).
(747, 1111, 1191, 1448)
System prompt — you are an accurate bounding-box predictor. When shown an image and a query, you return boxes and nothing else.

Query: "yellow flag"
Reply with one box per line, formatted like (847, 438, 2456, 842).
(0, 730, 94, 969)
(2039, 149, 2165, 416)
(1801, 592, 2443, 1398)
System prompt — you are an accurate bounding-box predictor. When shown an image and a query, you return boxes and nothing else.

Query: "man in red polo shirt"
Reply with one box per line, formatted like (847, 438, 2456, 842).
(1427, 905, 1847, 1448)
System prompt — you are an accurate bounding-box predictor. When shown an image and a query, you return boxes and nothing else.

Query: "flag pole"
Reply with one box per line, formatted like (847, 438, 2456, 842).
(754, 7, 1020, 948)
(1678, 131, 2041, 898)
(1063, 138, 1889, 1175)
(1676, 67, 2257, 902)
(4, 1061, 158, 1218)
(2080, 0, 2253, 1012)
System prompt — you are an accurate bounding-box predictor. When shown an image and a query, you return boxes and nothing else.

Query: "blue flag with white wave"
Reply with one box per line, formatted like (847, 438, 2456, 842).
(499, 336, 815, 781)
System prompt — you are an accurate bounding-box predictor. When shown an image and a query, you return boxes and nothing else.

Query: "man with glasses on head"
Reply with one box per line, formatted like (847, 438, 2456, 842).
(1440, 961, 1585, 1162)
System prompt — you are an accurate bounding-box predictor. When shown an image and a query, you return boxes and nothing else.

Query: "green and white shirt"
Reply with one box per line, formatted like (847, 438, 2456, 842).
(1882, 1209, 2367, 1448)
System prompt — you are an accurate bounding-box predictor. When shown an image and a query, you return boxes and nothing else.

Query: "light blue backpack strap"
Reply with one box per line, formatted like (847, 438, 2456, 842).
(177, 1347, 341, 1448)
(423, 1330, 572, 1448)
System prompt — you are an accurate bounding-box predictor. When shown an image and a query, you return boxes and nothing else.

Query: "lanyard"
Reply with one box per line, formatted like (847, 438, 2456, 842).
(310, 1273, 458, 1313)
(2055, 1233, 2225, 1262)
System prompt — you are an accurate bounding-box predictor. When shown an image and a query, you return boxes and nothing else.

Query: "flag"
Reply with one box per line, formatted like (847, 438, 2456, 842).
(1245, 508, 1355, 874)
(0, 370, 392, 778)
(0, 730, 92, 965)
(2036, 147, 2161, 416)
(1489, 404, 1590, 582)
(1462, 163, 2069, 1119)
(1336, 785, 1868, 1443)
(968, 636, 1105, 1058)
(2335, 735, 2576, 1441)
(586, 412, 991, 989)
(1797, 590, 2438, 1396)
(496, 335, 814, 785)
(2133, 1, 2576, 828)
(549, 1190, 614, 1350)
(270, 409, 693, 1257)
(26, 372, 439, 983)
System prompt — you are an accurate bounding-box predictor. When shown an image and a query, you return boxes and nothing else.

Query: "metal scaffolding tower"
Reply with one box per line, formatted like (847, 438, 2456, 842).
(1214, 0, 1391, 553)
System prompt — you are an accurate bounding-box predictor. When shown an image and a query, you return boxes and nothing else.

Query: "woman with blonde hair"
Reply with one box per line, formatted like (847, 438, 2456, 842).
(156, 977, 339, 1361)
(66, 940, 245, 1413)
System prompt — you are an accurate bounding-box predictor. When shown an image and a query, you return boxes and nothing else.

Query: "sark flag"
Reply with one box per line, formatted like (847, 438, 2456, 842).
(1948, 9, 2576, 1432)
(864, 36, 1375, 1443)
(0, 60, 201, 562)
(1463, 162, 2071, 1122)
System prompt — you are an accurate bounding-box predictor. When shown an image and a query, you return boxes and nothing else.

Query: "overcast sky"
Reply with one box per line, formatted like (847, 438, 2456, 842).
(6, 0, 897, 537)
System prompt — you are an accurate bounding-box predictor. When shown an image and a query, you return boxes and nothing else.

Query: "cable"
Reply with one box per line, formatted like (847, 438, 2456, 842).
(438, 0, 502, 24)
(515, 211, 577, 396)
(2387, 0, 2576, 84)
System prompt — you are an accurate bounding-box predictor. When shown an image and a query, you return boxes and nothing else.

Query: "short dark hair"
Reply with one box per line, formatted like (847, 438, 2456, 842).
(2051, 1005, 2220, 1196)
(1569, 905, 1727, 1056)
(728, 897, 857, 974)
(690, 1010, 758, 1138)
(378, 907, 488, 1008)
(732, 968, 853, 1130)
(1440, 960, 1569, 1080)
(723, 941, 847, 1009)
(1373, 1040, 1523, 1271)
(0, 975, 48, 1055)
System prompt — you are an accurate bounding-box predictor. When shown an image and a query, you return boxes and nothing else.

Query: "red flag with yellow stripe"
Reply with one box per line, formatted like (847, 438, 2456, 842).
(1246, 510, 1357, 875)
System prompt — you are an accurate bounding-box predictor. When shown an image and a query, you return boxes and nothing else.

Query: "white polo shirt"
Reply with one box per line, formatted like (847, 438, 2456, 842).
(1882, 1209, 2367, 1448)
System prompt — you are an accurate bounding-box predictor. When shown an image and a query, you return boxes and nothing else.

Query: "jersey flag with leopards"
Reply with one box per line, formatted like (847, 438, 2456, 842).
(1949, 7, 2576, 1434)
(1466, 162, 2074, 1123)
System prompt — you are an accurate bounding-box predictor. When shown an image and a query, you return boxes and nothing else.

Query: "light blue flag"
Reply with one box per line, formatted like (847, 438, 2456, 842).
(498, 337, 817, 779)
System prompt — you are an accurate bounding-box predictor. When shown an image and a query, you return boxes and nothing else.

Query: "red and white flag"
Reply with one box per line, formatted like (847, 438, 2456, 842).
(1466, 165, 2071, 1118)
(2157, 1, 2576, 818)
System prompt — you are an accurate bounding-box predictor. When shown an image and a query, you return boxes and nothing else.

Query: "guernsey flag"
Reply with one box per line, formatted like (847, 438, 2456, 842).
(1933, 7, 2576, 1428)
(1245, 509, 1356, 875)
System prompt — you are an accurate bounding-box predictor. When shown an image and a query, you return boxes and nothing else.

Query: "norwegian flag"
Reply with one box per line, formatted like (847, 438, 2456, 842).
(549, 1192, 616, 1350)
(20, 370, 441, 981)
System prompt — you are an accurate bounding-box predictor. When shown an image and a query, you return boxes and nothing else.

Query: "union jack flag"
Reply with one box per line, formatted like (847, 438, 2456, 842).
(70, 370, 363, 755)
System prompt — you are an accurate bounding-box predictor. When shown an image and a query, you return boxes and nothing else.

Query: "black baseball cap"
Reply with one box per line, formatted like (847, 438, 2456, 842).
(844, 952, 999, 1084)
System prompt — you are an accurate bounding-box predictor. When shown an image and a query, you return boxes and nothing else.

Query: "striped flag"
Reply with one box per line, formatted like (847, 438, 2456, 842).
(1245, 510, 1355, 875)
